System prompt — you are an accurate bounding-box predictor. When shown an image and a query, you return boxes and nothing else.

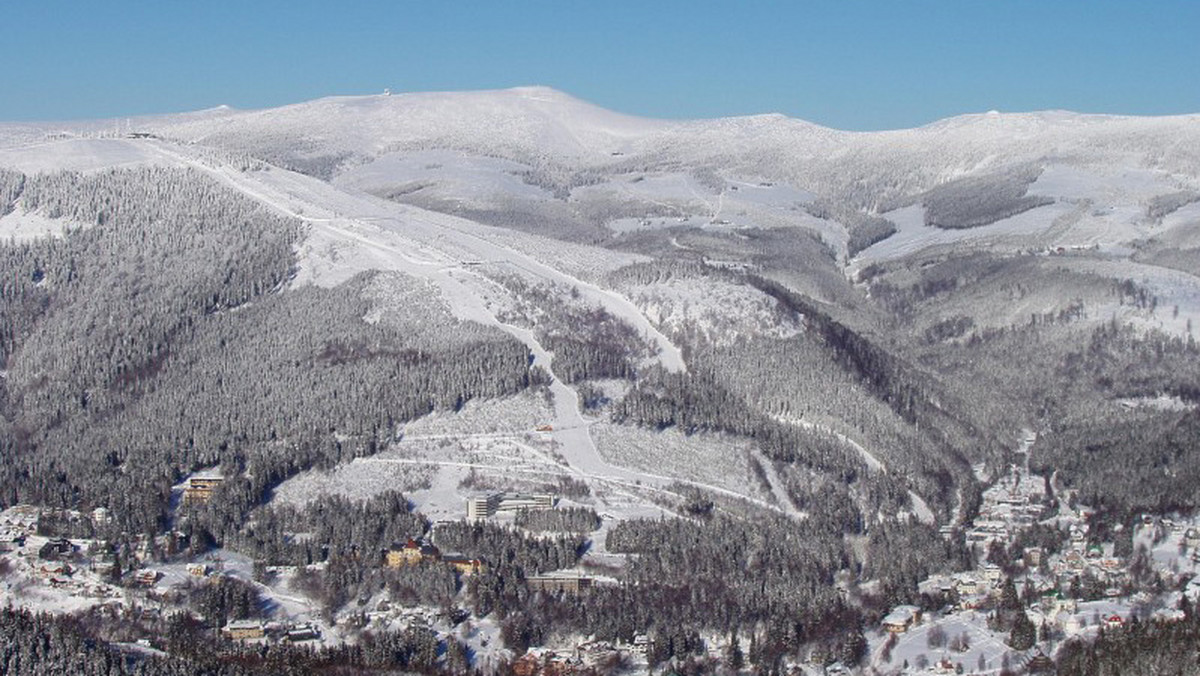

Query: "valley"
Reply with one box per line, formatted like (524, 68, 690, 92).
(1, 89, 1199, 675)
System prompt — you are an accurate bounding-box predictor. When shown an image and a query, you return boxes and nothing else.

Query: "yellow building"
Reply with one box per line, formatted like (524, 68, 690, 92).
(385, 539, 440, 568)
(223, 620, 265, 640)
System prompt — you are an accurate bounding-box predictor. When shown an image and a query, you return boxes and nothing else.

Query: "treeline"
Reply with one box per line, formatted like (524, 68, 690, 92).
(494, 512, 867, 669)
(1028, 323, 1200, 517)
(0, 169, 23, 215)
(860, 519, 972, 604)
(1145, 189, 1199, 221)
(513, 505, 601, 533)
(921, 164, 1053, 229)
(1056, 612, 1200, 676)
(804, 198, 897, 257)
(1031, 408, 1200, 517)
(437, 520, 585, 576)
(445, 520, 585, 619)
(0, 606, 472, 675)
(498, 276, 647, 383)
(226, 491, 427, 566)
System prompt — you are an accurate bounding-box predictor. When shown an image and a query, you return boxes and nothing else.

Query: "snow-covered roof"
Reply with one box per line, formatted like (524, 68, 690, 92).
(882, 605, 920, 625)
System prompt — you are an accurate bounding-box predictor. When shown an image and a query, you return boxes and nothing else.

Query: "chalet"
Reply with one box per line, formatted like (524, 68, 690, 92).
(1103, 614, 1124, 629)
(385, 539, 440, 568)
(953, 575, 980, 596)
(527, 572, 594, 595)
(982, 563, 1003, 584)
(1027, 648, 1055, 673)
(881, 605, 921, 633)
(39, 537, 74, 561)
(133, 569, 159, 587)
(183, 476, 224, 505)
(1064, 550, 1086, 571)
(1, 505, 40, 532)
(224, 620, 265, 640)
(443, 554, 484, 576)
(187, 563, 209, 577)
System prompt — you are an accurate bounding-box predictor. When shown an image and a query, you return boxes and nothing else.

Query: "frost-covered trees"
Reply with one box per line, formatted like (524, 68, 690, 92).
(921, 165, 1054, 229)
(0, 167, 537, 538)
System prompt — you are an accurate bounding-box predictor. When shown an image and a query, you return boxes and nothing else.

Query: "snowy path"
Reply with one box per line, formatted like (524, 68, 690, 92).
(773, 415, 885, 473)
(142, 139, 686, 372)
(750, 449, 805, 518)
(773, 415, 936, 523)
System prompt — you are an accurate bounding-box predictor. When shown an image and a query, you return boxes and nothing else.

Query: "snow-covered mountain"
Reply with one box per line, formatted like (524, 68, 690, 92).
(2, 86, 1200, 553)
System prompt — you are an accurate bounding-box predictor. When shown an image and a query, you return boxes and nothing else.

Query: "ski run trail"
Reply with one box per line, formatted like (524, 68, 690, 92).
(143, 139, 796, 518)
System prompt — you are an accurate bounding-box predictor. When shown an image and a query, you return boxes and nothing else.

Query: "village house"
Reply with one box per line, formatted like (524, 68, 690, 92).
(1023, 546, 1043, 567)
(443, 554, 485, 576)
(224, 619, 265, 640)
(1069, 525, 1087, 549)
(1040, 590, 1077, 616)
(91, 507, 112, 525)
(953, 574, 980, 596)
(0, 529, 25, 552)
(1, 505, 40, 532)
(881, 605, 921, 633)
(385, 538, 440, 568)
(39, 537, 74, 561)
(512, 650, 579, 676)
(133, 569, 159, 587)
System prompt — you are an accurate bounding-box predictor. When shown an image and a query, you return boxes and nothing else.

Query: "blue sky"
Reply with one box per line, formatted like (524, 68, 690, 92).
(3, 1, 1197, 130)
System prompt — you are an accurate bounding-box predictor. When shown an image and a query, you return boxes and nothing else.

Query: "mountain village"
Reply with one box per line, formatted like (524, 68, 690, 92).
(3, 428, 1200, 676)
